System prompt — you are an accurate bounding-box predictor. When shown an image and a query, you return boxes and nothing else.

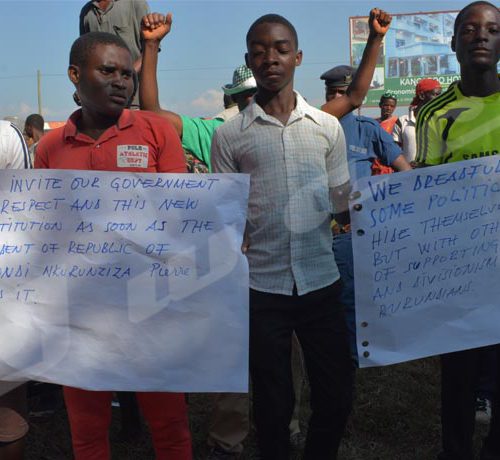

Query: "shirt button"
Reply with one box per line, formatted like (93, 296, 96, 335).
(96, 144, 100, 149)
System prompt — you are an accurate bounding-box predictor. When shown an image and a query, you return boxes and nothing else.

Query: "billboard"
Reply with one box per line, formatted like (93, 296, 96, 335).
(350, 10, 461, 107)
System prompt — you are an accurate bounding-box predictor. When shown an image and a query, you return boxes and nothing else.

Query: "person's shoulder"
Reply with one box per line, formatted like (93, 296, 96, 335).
(181, 114, 225, 128)
(79, 1, 94, 16)
(132, 0, 149, 7)
(37, 126, 66, 150)
(430, 82, 459, 106)
(308, 103, 332, 119)
(130, 111, 184, 144)
(349, 114, 388, 134)
(0, 121, 24, 143)
(0, 120, 19, 132)
(214, 111, 244, 137)
(417, 83, 460, 126)
(355, 114, 380, 127)
(0, 120, 11, 135)
(134, 110, 178, 129)
(397, 113, 410, 124)
(305, 103, 342, 130)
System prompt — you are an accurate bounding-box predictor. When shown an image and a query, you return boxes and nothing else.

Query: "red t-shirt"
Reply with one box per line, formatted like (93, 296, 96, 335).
(35, 109, 186, 173)
(376, 116, 398, 135)
(372, 116, 398, 175)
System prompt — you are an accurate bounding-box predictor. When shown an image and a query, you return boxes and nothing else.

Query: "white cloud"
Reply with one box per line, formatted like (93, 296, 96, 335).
(1, 102, 73, 124)
(18, 103, 37, 117)
(190, 89, 224, 117)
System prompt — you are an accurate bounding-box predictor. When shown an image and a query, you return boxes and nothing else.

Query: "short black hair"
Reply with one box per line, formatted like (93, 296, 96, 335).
(454, 1, 500, 34)
(25, 113, 44, 131)
(246, 14, 299, 50)
(70, 32, 131, 67)
(379, 91, 398, 104)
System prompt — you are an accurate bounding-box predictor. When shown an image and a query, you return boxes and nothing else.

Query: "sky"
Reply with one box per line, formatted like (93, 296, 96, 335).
(0, 0, 482, 124)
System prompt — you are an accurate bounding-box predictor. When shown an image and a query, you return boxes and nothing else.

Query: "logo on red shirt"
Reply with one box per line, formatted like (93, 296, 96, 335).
(117, 145, 149, 168)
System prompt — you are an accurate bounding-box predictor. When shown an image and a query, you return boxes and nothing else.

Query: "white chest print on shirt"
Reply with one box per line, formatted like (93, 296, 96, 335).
(349, 144, 368, 154)
(117, 145, 149, 168)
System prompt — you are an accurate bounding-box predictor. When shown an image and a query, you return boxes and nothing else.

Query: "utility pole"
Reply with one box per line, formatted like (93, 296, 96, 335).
(37, 70, 42, 116)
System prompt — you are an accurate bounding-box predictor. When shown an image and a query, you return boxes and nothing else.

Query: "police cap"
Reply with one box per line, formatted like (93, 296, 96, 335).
(320, 65, 357, 88)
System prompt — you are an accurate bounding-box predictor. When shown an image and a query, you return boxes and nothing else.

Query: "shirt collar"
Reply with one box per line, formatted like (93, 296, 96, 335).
(241, 91, 323, 130)
(92, 0, 116, 12)
(63, 108, 135, 141)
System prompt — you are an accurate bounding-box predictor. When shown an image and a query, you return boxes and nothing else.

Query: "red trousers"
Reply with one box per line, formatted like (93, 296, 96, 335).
(63, 387, 192, 460)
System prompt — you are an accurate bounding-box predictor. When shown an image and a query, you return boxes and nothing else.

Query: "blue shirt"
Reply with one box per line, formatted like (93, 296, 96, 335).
(339, 112, 401, 183)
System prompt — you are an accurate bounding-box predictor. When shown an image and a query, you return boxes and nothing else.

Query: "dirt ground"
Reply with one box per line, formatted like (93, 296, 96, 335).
(25, 357, 489, 460)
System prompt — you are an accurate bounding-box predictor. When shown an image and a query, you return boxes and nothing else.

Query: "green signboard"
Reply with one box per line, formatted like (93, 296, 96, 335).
(350, 10, 461, 107)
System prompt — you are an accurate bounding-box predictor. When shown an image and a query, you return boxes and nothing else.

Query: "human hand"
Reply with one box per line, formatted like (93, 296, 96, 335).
(369, 8, 391, 37)
(141, 12, 173, 42)
(241, 227, 250, 254)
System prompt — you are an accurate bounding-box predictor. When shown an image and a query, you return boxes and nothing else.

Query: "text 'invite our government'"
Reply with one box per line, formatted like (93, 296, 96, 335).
(0, 170, 250, 392)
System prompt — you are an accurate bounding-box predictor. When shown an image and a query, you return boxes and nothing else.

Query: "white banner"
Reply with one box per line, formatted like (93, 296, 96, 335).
(351, 157, 500, 367)
(0, 170, 249, 392)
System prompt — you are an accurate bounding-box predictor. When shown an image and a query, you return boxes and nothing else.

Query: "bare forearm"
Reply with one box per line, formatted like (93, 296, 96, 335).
(140, 40, 183, 137)
(133, 56, 143, 73)
(140, 40, 162, 112)
(391, 155, 412, 172)
(347, 32, 384, 108)
(321, 33, 383, 118)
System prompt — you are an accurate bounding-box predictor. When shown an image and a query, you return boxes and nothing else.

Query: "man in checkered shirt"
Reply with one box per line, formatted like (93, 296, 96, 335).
(211, 12, 370, 460)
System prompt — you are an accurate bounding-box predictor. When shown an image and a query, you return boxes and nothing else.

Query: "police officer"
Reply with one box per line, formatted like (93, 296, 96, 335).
(320, 65, 410, 362)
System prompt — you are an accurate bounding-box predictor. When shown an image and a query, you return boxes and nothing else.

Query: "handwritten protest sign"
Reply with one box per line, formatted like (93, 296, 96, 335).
(350, 157, 500, 367)
(0, 170, 249, 392)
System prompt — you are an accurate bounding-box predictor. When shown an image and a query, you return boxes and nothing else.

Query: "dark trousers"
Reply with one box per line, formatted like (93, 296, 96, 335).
(440, 345, 500, 460)
(477, 347, 498, 401)
(249, 282, 353, 460)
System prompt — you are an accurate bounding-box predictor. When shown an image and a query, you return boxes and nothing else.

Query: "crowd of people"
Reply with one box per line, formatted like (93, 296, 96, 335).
(0, 0, 499, 459)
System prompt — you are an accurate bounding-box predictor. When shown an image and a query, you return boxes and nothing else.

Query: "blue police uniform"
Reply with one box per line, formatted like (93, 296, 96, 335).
(321, 65, 402, 362)
(334, 112, 401, 362)
(340, 112, 401, 183)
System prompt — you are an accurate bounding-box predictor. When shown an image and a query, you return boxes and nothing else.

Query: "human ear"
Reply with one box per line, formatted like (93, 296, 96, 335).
(295, 49, 303, 67)
(68, 65, 80, 85)
(451, 35, 456, 52)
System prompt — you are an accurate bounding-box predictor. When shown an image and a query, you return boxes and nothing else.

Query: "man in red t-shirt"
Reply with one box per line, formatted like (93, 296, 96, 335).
(35, 31, 191, 460)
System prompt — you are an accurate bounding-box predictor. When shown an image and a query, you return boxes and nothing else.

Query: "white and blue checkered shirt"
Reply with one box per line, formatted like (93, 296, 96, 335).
(211, 92, 349, 296)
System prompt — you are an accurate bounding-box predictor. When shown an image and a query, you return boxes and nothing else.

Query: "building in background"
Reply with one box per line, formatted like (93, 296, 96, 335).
(350, 10, 461, 106)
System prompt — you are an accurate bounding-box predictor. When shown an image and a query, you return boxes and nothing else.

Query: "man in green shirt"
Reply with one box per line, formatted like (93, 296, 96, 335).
(180, 65, 258, 171)
(416, 2, 500, 459)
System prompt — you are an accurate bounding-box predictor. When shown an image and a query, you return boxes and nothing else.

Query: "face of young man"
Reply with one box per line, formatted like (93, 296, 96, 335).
(379, 97, 397, 119)
(452, 4, 500, 71)
(246, 22, 302, 93)
(70, 43, 134, 119)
